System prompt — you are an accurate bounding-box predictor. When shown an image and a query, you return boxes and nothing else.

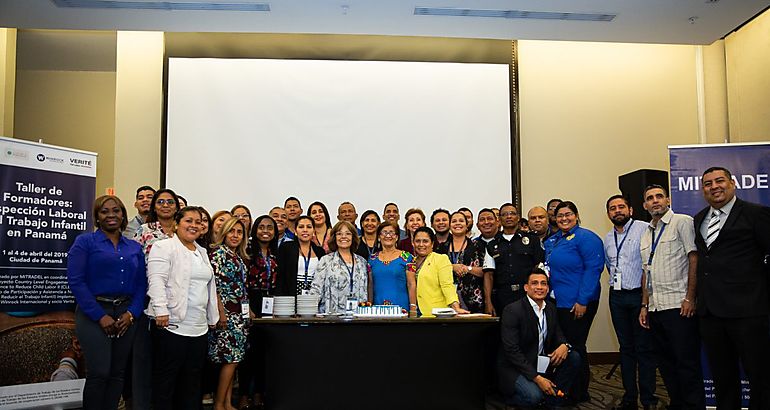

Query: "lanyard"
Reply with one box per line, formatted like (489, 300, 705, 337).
(545, 231, 567, 266)
(613, 220, 634, 268)
(338, 251, 355, 294)
(260, 249, 273, 289)
(536, 308, 547, 354)
(647, 223, 667, 265)
(300, 245, 312, 285)
(448, 237, 467, 264)
(364, 236, 378, 256)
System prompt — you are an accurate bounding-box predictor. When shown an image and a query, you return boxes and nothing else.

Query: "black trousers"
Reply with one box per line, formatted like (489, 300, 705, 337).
(491, 286, 525, 316)
(648, 309, 704, 409)
(151, 327, 208, 410)
(700, 315, 770, 410)
(556, 300, 599, 402)
(75, 303, 137, 410)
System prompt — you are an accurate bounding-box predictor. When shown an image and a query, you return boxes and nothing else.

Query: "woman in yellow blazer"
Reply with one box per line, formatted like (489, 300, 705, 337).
(413, 227, 470, 317)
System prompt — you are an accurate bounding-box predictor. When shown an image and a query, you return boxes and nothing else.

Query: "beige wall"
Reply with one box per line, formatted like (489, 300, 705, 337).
(0, 28, 16, 136)
(6, 16, 768, 351)
(702, 41, 729, 144)
(14, 69, 116, 195)
(518, 40, 701, 352)
(725, 9, 770, 142)
(113, 31, 164, 208)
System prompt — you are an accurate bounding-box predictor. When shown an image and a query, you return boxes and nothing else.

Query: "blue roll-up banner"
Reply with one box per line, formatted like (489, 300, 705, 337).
(0, 137, 97, 313)
(669, 142, 770, 408)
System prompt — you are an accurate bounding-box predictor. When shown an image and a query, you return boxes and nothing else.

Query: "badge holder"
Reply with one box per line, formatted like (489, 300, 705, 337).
(261, 296, 274, 316)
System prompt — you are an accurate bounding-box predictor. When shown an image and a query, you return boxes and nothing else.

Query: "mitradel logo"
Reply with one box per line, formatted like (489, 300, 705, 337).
(36, 154, 46, 162)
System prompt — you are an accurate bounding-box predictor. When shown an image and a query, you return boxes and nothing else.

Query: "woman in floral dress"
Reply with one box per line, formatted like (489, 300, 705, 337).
(209, 217, 251, 410)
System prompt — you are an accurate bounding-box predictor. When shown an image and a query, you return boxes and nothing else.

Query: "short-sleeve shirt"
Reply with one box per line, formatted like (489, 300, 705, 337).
(640, 209, 697, 312)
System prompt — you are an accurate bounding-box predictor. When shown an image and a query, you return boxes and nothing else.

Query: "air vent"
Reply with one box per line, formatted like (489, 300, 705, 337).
(414, 7, 615, 22)
(51, 0, 270, 12)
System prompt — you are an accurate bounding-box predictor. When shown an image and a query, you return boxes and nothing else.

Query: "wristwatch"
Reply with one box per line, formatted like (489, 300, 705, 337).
(641, 303, 649, 309)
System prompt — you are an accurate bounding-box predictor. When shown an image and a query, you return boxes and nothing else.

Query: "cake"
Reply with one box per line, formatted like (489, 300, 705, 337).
(355, 301, 407, 317)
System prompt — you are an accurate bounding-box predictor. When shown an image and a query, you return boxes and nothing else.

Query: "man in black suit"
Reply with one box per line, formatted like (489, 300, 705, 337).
(498, 268, 580, 409)
(695, 166, 770, 409)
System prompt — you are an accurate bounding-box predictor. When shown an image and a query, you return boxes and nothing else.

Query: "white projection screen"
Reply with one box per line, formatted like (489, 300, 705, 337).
(166, 58, 512, 222)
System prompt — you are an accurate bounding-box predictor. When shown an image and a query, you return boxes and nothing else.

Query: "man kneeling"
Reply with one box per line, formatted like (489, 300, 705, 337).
(498, 268, 580, 409)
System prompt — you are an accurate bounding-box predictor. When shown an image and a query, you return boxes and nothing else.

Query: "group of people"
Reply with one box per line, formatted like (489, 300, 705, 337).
(65, 165, 770, 410)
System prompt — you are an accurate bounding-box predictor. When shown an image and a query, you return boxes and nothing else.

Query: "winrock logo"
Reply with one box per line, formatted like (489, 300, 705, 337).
(38, 154, 64, 164)
(70, 158, 93, 168)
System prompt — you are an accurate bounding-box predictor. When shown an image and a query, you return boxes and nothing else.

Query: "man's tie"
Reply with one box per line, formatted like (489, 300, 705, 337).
(705, 210, 721, 248)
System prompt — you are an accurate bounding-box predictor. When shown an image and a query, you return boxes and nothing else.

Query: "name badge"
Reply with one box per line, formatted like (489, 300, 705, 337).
(537, 355, 551, 374)
(613, 268, 622, 291)
(346, 298, 358, 312)
(261, 296, 274, 315)
(241, 301, 250, 318)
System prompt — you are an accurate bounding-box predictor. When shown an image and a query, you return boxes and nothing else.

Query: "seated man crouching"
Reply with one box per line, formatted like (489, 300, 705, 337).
(498, 268, 580, 409)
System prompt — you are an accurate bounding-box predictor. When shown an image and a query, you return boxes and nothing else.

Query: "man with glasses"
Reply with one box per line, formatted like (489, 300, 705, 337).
(545, 199, 563, 238)
(124, 185, 155, 238)
(483, 203, 544, 315)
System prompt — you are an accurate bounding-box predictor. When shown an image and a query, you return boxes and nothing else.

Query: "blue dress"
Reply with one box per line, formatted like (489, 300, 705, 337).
(368, 251, 414, 308)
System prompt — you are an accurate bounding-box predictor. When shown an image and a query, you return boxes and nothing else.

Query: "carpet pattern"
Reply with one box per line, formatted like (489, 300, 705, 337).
(486, 364, 670, 409)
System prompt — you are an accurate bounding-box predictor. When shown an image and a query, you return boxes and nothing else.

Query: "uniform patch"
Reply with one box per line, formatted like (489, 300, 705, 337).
(521, 237, 530, 245)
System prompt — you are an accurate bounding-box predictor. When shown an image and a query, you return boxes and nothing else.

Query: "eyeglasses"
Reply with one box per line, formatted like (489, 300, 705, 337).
(234, 214, 249, 219)
(380, 231, 398, 238)
(336, 231, 353, 238)
(156, 199, 176, 206)
(501, 211, 517, 217)
(556, 212, 575, 219)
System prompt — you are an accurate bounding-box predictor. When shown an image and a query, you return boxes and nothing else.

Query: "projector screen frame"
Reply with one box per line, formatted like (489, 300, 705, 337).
(160, 33, 522, 212)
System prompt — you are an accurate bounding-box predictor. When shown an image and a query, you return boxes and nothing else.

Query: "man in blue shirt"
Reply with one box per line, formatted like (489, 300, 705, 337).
(603, 195, 657, 410)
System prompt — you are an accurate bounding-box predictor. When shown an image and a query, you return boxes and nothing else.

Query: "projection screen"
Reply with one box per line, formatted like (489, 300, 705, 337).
(166, 58, 512, 221)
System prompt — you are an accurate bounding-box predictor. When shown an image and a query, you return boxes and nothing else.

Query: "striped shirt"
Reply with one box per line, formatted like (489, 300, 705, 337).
(603, 218, 649, 290)
(640, 209, 696, 312)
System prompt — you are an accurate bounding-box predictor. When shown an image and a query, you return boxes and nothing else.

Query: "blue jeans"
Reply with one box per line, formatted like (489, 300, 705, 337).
(510, 351, 581, 408)
(609, 288, 657, 406)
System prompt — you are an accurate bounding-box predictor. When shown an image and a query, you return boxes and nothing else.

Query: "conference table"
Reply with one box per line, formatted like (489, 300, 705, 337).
(252, 315, 500, 410)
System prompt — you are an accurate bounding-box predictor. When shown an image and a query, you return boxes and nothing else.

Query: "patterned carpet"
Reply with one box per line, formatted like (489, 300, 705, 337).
(486, 364, 670, 409)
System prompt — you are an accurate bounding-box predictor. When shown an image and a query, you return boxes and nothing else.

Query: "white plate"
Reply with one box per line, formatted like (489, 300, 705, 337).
(433, 312, 457, 318)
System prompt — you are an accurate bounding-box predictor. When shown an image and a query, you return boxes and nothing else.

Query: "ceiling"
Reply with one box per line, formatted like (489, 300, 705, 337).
(0, 0, 768, 45)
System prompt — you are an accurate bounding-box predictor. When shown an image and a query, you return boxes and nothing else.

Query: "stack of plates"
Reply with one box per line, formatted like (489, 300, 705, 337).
(296, 294, 319, 317)
(273, 296, 296, 317)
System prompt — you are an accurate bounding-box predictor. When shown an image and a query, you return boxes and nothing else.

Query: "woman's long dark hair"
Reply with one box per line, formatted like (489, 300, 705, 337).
(250, 215, 279, 261)
(146, 188, 180, 223)
(307, 201, 332, 231)
(195, 206, 213, 249)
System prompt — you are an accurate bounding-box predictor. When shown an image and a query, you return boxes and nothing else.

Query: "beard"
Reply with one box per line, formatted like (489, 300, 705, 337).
(611, 214, 631, 227)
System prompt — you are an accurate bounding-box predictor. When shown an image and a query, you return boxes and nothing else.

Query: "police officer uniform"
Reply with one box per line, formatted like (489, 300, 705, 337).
(484, 231, 544, 314)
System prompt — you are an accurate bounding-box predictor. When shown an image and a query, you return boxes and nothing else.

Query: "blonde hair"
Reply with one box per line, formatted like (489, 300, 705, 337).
(213, 217, 250, 261)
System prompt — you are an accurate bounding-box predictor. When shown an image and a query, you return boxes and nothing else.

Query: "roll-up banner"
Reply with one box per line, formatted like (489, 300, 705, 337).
(669, 141, 770, 409)
(0, 137, 96, 312)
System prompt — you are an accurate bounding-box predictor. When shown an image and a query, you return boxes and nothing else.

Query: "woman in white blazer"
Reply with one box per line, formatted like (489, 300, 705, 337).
(145, 206, 219, 410)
